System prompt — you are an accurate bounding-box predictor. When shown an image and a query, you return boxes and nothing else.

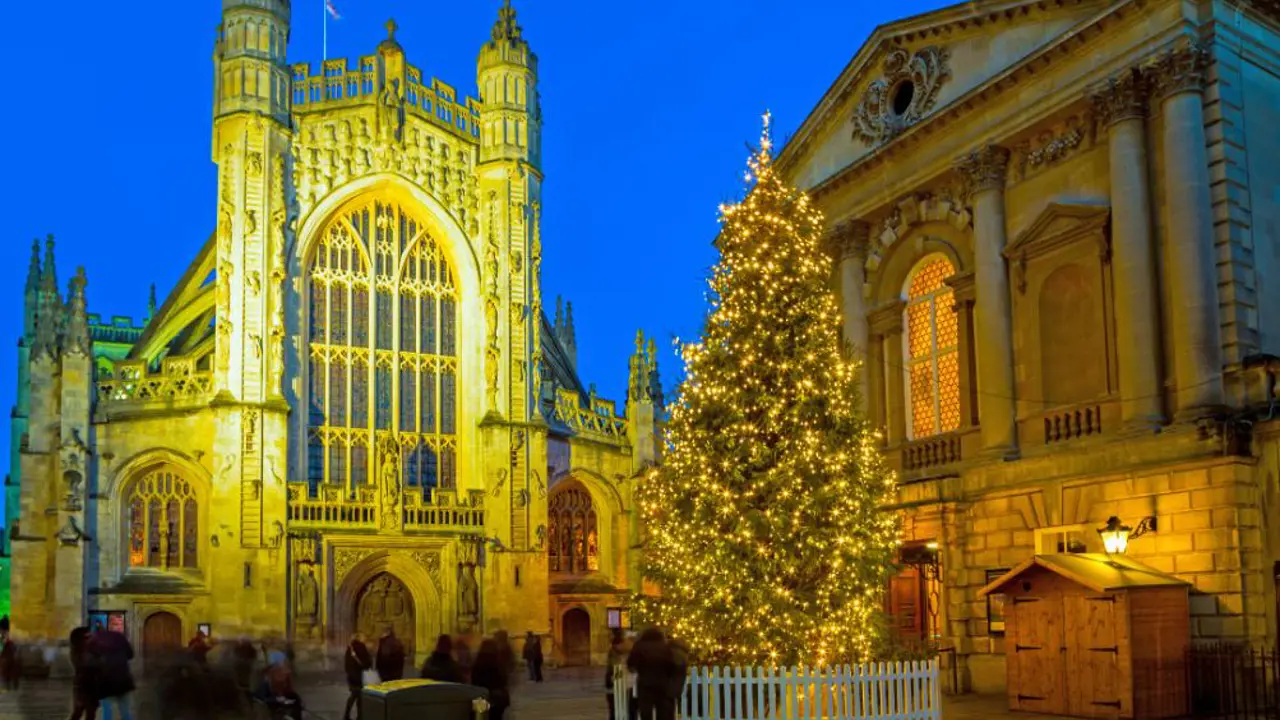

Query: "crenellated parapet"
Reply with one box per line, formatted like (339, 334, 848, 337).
(551, 387, 628, 444)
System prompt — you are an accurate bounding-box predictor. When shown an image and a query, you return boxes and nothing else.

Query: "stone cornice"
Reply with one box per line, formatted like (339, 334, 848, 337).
(824, 220, 872, 262)
(869, 300, 906, 336)
(1145, 39, 1211, 100)
(955, 145, 1011, 193)
(1089, 67, 1148, 126)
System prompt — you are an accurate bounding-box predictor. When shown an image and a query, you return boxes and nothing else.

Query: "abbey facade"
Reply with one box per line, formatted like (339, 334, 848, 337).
(7, 0, 660, 667)
(780, 0, 1280, 701)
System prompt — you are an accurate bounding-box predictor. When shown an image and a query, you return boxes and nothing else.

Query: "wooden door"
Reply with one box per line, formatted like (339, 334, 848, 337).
(888, 568, 925, 641)
(1011, 596, 1066, 715)
(562, 608, 591, 666)
(356, 573, 416, 662)
(142, 611, 183, 662)
(1065, 594, 1123, 718)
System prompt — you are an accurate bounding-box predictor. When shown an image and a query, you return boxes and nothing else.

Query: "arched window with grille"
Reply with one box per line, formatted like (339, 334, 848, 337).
(126, 468, 199, 570)
(306, 197, 459, 493)
(903, 254, 960, 439)
(547, 483, 599, 574)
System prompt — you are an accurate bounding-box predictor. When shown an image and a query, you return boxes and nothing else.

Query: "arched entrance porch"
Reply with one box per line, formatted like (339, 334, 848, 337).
(332, 549, 441, 667)
(561, 608, 591, 666)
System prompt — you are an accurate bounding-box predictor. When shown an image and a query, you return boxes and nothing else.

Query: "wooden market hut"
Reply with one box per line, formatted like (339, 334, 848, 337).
(979, 553, 1191, 719)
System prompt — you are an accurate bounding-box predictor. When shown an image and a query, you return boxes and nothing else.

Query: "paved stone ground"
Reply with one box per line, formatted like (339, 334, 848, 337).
(0, 669, 1024, 719)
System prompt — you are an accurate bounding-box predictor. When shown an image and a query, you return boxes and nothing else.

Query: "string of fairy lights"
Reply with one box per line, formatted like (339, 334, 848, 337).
(634, 113, 900, 667)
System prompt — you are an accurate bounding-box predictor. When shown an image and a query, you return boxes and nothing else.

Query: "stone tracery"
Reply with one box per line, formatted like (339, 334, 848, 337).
(852, 46, 951, 146)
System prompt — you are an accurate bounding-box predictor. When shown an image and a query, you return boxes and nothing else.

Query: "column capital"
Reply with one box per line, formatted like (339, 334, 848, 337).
(1090, 67, 1148, 126)
(1146, 40, 1210, 101)
(868, 299, 905, 336)
(824, 220, 872, 262)
(944, 270, 977, 305)
(954, 144, 1011, 193)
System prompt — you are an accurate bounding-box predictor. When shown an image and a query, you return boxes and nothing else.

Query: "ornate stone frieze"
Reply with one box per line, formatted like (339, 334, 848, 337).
(333, 548, 374, 584)
(410, 550, 442, 589)
(954, 145, 1011, 193)
(1090, 69, 1147, 126)
(1146, 41, 1210, 100)
(1010, 114, 1096, 183)
(871, 184, 972, 257)
(852, 46, 951, 146)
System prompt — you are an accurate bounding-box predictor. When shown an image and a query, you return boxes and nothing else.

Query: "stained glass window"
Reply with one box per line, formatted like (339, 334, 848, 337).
(903, 255, 960, 439)
(126, 469, 198, 570)
(305, 198, 459, 492)
(547, 484, 599, 575)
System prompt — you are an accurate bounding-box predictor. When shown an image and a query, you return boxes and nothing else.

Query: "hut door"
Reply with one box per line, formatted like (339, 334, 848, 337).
(1011, 597, 1065, 714)
(1064, 594, 1122, 718)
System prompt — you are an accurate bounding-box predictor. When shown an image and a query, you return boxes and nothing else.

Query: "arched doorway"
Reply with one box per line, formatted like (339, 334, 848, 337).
(142, 611, 183, 662)
(562, 608, 591, 666)
(355, 573, 415, 661)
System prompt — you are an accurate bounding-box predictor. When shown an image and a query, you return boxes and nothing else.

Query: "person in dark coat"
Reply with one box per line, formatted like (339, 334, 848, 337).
(470, 639, 510, 720)
(87, 628, 135, 720)
(666, 638, 690, 716)
(420, 635, 463, 683)
(522, 632, 544, 683)
(626, 629, 676, 720)
(343, 633, 373, 720)
(231, 638, 259, 702)
(374, 627, 406, 682)
(0, 633, 17, 693)
(68, 627, 99, 720)
(257, 651, 303, 720)
(605, 630, 628, 720)
(493, 631, 516, 684)
(187, 630, 213, 668)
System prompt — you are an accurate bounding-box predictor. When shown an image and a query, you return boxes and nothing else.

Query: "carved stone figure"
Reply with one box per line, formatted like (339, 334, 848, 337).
(380, 451, 402, 529)
(296, 566, 319, 617)
(459, 562, 479, 619)
(379, 79, 404, 144)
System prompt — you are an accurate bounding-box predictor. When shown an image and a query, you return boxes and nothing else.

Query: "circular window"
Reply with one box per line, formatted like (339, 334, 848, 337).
(892, 81, 916, 116)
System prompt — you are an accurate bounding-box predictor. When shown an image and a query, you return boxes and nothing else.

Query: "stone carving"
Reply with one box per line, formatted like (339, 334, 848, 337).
(873, 186, 972, 252)
(245, 210, 258, 236)
(490, 468, 508, 498)
(58, 516, 88, 546)
(535, 524, 546, 551)
(247, 151, 263, 178)
(379, 446, 402, 530)
(486, 346, 500, 409)
(270, 520, 285, 548)
(1010, 115, 1095, 183)
(290, 533, 319, 564)
(825, 220, 871, 263)
(296, 565, 319, 617)
(411, 550, 442, 589)
(334, 548, 374, 583)
(379, 79, 405, 144)
(954, 144, 1011, 193)
(1146, 40, 1210, 100)
(533, 470, 546, 499)
(458, 560, 479, 620)
(852, 46, 951, 145)
(1090, 68, 1147, 126)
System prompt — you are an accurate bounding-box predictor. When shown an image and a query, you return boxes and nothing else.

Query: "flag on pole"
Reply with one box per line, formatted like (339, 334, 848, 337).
(325, 0, 341, 19)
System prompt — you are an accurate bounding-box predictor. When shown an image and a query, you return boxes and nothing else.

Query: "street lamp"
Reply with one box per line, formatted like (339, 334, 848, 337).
(1097, 515, 1157, 555)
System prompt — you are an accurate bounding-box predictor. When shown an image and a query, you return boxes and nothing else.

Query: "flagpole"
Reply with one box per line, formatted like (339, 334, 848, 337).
(322, 0, 328, 61)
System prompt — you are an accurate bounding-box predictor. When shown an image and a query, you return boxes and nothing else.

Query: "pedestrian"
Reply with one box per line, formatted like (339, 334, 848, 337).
(187, 629, 213, 668)
(626, 628, 675, 720)
(68, 626, 99, 720)
(343, 633, 373, 720)
(522, 631, 543, 683)
(231, 637, 258, 703)
(666, 637, 690, 717)
(0, 632, 16, 693)
(374, 626, 406, 682)
(605, 630, 627, 720)
(258, 651, 303, 720)
(87, 626, 135, 720)
(493, 630, 516, 684)
(421, 634, 463, 683)
(470, 639, 510, 720)
(454, 634, 474, 684)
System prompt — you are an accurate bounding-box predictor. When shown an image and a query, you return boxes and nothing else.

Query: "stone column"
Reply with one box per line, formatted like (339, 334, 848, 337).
(1092, 69, 1166, 428)
(1148, 41, 1224, 419)
(867, 333, 886, 431)
(828, 220, 872, 398)
(870, 301, 907, 445)
(956, 145, 1017, 455)
(945, 271, 979, 428)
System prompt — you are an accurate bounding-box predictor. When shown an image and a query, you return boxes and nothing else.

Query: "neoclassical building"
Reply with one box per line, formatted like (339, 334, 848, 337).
(7, 1, 660, 667)
(779, 0, 1280, 700)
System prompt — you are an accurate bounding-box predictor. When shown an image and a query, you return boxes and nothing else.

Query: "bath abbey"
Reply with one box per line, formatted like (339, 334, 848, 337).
(6, 0, 659, 666)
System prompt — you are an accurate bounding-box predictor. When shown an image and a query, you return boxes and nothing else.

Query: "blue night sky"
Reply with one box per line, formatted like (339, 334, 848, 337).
(0, 0, 949, 505)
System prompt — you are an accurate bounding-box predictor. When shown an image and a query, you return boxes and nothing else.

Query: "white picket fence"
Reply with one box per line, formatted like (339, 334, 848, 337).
(613, 659, 941, 720)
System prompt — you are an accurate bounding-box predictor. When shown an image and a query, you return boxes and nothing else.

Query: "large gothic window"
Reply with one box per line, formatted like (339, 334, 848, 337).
(127, 469, 199, 570)
(548, 484, 599, 574)
(903, 255, 960, 439)
(306, 197, 459, 493)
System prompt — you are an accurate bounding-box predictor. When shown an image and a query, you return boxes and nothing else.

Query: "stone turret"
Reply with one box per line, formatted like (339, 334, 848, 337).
(477, 0, 541, 166)
(553, 296, 577, 370)
(23, 240, 40, 341)
(627, 331, 663, 469)
(64, 268, 90, 356)
(213, 0, 292, 132)
(32, 236, 62, 360)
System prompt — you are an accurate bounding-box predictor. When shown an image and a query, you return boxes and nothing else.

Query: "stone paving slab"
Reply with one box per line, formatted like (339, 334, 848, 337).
(0, 672, 1036, 719)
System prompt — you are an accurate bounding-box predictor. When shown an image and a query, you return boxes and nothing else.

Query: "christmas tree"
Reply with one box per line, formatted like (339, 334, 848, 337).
(635, 114, 900, 667)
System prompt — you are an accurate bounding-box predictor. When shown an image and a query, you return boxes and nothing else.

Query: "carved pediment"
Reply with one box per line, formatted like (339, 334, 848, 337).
(1004, 203, 1110, 263)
